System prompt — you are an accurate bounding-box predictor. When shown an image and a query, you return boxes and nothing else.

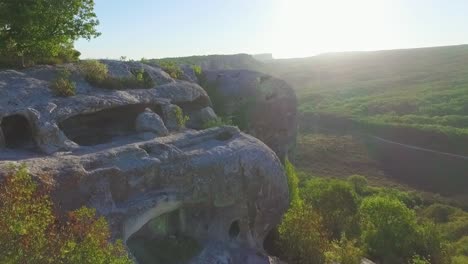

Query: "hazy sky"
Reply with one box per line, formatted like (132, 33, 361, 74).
(75, 0, 468, 59)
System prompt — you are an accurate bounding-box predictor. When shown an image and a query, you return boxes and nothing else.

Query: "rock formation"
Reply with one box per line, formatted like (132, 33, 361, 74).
(202, 69, 298, 161)
(0, 61, 290, 264)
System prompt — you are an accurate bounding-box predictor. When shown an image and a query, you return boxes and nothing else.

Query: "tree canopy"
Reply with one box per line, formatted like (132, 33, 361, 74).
(0, 0, 100, 66)
(0, 165, 132, 263)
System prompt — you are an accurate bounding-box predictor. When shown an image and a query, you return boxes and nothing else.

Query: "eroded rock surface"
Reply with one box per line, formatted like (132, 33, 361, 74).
(0, 61, 210, 155)
(0, 61, 289, 264)
(135, 108, 168, 136)
(203, 69, 297, 161)
(0, 127, 288, 264)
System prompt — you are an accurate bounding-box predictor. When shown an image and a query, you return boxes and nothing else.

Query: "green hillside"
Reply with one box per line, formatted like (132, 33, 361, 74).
(268, 45, 468, 154)
(146, 53, 265, 71)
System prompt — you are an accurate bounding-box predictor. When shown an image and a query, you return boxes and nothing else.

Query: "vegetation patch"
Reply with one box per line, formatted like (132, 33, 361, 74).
(174, 107, 190, 127)
(127, 235, 201, 264)
(0, 165, 132, 263)
(202, 116, 233, 129)
(50, 69, 76, 97)
(285, 46, 468, 155)
(272, 161, 465, 264)
(154, 61, 184, 79)
(0, 0, 99, 68)
(80, 60, 154, 89)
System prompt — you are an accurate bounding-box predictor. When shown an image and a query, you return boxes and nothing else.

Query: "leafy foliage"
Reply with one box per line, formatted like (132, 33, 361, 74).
(50, 69, 76, 97)
(324, 235, 363, 264)
(174, 107, 189, 127)
(284, 158, 302, 208)
(80, 60, 108, 85)
(201, 116, 233, 129)
(0, 165, 132, 264)
(80, 60, 154, 89)
(359, 195, 419, 262)
(274, 161, 460, 264)
(347, 175, 368, 195)
(302, 178, 359, 239)
(278, 204, 329, 264)
(0, 0, 100, 67)
(157, 61, 184, 79)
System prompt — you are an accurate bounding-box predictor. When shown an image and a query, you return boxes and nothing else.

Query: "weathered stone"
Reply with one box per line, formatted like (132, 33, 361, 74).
(203, 70, 297, 161)
(102, 60, 174, 86)
(180, 64, 199, 83)
(187, 106, 218, 129)
(0, 62, 210, 155)
(0, 61, 290, 264)
(0, 127, 289, 263)
(162, 104, 185, 131)
(0, 125, 4, 148)
(135, 108, 168, 136)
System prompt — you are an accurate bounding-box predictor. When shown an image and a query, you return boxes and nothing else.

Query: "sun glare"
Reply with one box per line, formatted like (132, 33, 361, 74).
(271, 0, 398, 58)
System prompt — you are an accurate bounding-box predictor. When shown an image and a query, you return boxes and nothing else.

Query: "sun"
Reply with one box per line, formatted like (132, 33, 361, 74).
(271, 0, 397, 58)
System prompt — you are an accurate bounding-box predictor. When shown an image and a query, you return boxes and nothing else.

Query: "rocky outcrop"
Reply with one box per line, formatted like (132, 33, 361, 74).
(135, 108, 168, 136)
(0, 61, 289, 264)
(0, 127, 288, 264)
(0, 62, 210, 155)
(202, 70, 297, 161)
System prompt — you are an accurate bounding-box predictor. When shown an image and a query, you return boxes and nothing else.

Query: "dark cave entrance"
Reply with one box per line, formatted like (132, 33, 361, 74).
(229, 220, 240, 239)
(263, 227, 283, 259)
(175, 96, 210, 113)
(127, 209, 201, 264)
(0, 114, 35, 149)
(59, 104, 163, 146)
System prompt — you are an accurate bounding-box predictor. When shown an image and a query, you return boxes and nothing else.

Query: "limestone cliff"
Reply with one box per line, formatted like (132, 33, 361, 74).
(0, 61, 291, 264)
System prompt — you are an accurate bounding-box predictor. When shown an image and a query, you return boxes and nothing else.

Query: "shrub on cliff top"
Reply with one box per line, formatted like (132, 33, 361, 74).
(0, 165, 132, 264)
(80, 60, 154, 89)
(50, 69, 76, 97)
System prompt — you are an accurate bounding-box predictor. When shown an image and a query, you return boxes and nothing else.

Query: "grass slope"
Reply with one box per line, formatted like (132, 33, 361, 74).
(268, 45, 468, 153)
(147, 53, 265, 72)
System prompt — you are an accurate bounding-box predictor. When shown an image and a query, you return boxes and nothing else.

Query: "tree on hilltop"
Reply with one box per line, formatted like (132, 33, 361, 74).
(0, 0, 100, 66)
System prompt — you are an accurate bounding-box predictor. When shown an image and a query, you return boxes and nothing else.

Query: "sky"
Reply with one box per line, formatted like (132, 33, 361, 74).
(75, 0, 468, 59)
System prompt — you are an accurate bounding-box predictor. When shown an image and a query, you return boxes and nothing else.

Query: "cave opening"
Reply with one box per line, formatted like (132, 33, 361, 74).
(127, 209, 201, 264)
(59, 104, 163, 146)
(0, 114, 35, 149)
(228, 220, 240, 239)
(263, 227, 282, 258)
(175, 96, 210, 113)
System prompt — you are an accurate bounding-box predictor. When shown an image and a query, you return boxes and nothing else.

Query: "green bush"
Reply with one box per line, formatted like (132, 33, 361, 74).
(347, 174, 368, 195)
(80, 60, 108, 85)
(175, 107, 190, 127)
(453, 236, 468, 256)
(360, 195, 419, 263)
(415, 221, 452, 264)
(202, 116, 233, 129)
(324, 235, 363, 264)
(0, 165, 132, 264)
(452, 255, 468, 264)
(158, 61, 183, 79)
(80, 60, 154, 89)
(50, 69, 76, 97)
(285, 158, 302, 208)
(302, 178, 359, 239)
(278, 204, 329, 264)
(130, 68, 154, 88)
(421, 203, 460, 223)
(410, 255, 431, 264)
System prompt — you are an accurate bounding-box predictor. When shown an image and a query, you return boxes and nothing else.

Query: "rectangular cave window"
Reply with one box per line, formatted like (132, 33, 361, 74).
(59, 104, 163, 146)
(0, 114, 36, 149)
